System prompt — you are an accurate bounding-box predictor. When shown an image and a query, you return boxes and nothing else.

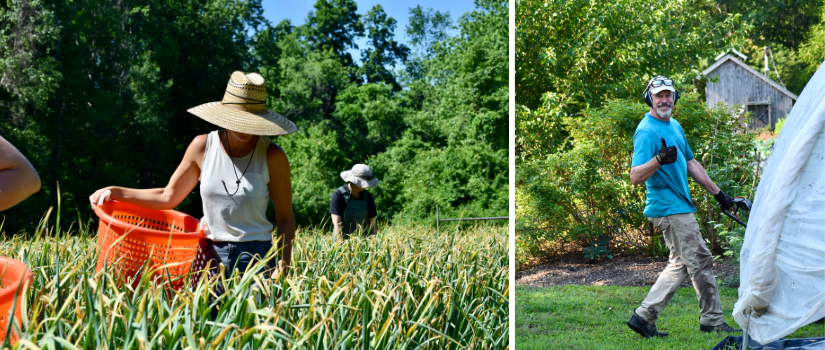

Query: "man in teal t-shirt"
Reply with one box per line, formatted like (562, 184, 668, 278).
(631, 112, 697, 217)
(625, 76, 741, 338)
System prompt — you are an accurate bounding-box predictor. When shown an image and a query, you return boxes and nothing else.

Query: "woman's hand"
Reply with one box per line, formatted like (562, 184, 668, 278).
(89, 187, 113, 207)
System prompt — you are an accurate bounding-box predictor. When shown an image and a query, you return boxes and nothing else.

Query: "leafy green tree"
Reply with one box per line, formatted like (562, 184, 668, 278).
(374, 0, 509, 224)
(37, 0, 144, 221)
(515, 0, 745, 114)
(272, 44, 353, 123)
(404, 5, 451, 80)
(0, 0, 60, 124)
(444, 0, 508, 151)
(303, 0, 363, 70)
(706, 0, 822, 50)
(333, 82, 404, 162)
(799, 5, 825, 75)
(358, 5, 410, 90)
(253, 19, 294, 101)
(127, 51, 174, 191)
(406, 5, 452, 58)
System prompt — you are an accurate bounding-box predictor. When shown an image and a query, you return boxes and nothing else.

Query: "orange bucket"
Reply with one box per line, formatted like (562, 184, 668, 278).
(93, 200, 204, 290)
(0, 256, 33, 344)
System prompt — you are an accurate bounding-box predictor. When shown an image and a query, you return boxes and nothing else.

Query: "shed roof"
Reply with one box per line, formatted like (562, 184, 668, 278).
(702, 54, 799, 101)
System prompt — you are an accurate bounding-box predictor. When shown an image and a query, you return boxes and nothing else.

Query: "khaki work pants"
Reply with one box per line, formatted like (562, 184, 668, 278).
(635, 213, 724, 327)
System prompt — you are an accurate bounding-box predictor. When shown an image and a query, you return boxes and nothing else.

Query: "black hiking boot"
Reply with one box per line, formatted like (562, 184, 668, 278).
(627, 312, 669, 338)
(700, 322, 741, 333)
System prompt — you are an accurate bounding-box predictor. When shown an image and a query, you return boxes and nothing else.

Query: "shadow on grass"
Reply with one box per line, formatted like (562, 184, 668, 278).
(515, 285, 824, 350)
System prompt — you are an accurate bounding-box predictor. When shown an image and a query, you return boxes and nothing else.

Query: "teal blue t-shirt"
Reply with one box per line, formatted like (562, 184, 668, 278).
(631, 113, 696, 217)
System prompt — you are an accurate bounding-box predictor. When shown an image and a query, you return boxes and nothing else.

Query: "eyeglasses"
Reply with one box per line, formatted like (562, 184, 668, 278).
(649, 78, 673, 88)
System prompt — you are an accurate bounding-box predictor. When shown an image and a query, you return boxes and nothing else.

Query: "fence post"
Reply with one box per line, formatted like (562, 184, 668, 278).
(436, 204, 439, 231)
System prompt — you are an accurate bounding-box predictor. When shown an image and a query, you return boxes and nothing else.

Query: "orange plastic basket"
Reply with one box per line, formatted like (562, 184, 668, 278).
(0, 256, 33, 344)
(94, 200, 204, 290)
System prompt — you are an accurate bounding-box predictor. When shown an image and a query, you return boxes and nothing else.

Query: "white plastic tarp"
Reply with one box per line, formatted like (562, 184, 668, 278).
(733, 60, 825, 345)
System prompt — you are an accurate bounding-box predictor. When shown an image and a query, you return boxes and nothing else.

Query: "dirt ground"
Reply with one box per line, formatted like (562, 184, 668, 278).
(516, 255, 741, 288)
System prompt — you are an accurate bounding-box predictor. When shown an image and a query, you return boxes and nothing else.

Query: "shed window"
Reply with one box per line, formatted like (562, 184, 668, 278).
(747, 104, 772, 129)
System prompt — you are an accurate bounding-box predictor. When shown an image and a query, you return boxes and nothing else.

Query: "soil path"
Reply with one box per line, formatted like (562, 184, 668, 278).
(516, 255, 741, 288)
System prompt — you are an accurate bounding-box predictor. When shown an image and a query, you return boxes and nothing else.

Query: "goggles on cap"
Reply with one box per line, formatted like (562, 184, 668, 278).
(648, 78, 674, 88)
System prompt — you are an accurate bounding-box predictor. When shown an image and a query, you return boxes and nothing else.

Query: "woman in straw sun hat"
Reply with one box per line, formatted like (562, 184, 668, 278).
(89, 71, 297, 281)
(329, 164, 378, 241)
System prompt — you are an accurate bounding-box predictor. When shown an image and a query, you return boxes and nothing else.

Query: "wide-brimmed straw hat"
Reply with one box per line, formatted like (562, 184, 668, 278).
(187, 71, 297, 136)
(341, 164, 379, 189)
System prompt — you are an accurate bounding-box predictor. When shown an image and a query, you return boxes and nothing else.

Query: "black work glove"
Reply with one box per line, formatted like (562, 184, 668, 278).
(714, 190, 734, 211)
(656, 137, 678, 165)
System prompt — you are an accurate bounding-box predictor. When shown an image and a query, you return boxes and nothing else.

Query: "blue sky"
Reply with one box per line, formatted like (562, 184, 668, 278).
(259, 0, 477, 61)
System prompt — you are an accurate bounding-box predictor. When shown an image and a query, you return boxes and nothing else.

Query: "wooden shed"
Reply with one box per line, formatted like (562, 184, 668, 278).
(702, 53, 798, 130)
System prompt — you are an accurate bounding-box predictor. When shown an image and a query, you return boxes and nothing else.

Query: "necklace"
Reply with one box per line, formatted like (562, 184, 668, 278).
(221, 130, 257, 196)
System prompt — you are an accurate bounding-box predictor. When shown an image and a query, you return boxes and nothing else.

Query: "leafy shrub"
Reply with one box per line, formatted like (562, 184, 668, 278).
(371, 137, 509, 224)
(583, 236, 613, 261)
(717, 224, 747, 263)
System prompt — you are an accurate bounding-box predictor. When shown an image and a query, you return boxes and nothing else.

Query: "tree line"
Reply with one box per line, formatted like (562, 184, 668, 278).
(0, 0, 508, 233)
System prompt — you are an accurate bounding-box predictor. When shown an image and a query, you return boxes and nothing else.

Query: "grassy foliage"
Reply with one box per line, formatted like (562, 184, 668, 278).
(515, 285, 824, 350)
(0, 213, 508, 349)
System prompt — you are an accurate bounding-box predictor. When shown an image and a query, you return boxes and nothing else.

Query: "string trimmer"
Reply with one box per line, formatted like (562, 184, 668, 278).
(721, 196, 752, 228)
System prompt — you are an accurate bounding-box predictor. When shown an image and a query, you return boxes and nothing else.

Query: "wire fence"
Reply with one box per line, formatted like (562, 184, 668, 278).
(436, 205, 508, 230)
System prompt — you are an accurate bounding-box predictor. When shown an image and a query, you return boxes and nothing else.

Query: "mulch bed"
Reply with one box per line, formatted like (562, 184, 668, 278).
(516, 254, 741, 288)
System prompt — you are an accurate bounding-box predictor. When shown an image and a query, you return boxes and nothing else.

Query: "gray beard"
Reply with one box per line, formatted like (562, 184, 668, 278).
(657, 105, 672, 119)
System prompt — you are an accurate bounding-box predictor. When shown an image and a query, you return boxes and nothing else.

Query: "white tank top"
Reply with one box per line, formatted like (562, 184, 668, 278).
(200, 130, 273, 242)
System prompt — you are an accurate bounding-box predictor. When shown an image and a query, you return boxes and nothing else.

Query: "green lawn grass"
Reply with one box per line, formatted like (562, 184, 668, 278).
(516, 285, 824, 350)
